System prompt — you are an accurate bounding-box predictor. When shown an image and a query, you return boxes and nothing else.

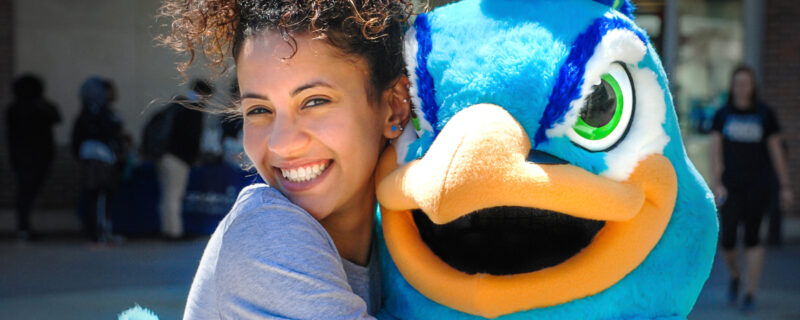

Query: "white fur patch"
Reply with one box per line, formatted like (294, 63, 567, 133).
(394, 27, 435, 165)
(603, 67, 670, 180)
(548, 28, 670, 181)
(548, 29, 646, 138)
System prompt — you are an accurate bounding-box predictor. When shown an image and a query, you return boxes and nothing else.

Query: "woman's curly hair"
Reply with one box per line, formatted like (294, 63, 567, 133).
(159, 0, 414, 100)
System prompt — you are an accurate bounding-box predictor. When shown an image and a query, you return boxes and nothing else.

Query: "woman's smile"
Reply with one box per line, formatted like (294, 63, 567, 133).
(274, 159, 334, 192)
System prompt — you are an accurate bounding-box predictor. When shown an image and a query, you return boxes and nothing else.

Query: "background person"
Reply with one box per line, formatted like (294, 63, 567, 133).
(711, 65, 794, 311)
(157, 79, 213, 240)
(6, 74, 61, 241)
(71, 77, 126, 243)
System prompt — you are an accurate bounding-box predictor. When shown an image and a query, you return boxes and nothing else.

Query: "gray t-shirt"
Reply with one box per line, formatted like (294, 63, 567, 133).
(183, 184, 379, 319)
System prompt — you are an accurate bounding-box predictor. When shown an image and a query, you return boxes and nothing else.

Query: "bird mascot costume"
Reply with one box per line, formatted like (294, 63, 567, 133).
(374, 0, 718, 318)
(121, 1, 717, 319)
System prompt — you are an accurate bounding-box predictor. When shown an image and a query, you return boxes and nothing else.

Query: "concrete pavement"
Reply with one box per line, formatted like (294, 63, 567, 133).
(691, 243, 800, 319)
(1, 210, 799, 319)
(0, 210, 205, 319)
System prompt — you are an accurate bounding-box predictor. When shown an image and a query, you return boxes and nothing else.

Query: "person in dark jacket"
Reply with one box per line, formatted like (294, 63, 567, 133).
(158, 79, 213, 239)
(71, 77, 125, 243)
(6, 74, 61, 240)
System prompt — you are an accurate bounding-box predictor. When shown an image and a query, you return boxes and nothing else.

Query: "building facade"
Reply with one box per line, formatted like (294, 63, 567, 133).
(763, 0, 800, 206)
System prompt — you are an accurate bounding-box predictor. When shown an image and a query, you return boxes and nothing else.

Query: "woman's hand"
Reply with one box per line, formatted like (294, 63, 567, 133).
(781, 186, 794, 210)
(713, 184, 728, 207)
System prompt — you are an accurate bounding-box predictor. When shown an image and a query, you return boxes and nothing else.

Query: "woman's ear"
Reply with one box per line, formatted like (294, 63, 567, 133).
(382, 75, 412, 139)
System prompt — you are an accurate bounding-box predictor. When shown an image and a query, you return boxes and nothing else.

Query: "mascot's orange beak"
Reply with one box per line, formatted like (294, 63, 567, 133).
(376, 104, 677, 318)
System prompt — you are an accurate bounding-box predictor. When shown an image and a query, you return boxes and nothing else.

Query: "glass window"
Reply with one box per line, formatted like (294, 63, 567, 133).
(674, 0, 744, 182)
(676, 0, 744, 134)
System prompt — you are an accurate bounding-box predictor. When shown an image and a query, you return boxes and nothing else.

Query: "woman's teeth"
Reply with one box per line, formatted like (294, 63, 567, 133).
(281, 162, 329, 182)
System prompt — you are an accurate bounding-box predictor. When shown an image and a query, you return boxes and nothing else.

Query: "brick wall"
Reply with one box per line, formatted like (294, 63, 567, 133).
(763, 0, 800, 215)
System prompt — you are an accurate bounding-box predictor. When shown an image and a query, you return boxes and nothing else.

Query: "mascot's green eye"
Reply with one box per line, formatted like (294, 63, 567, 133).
(574, 74, 622, 138)
(568, 62, 635, 151)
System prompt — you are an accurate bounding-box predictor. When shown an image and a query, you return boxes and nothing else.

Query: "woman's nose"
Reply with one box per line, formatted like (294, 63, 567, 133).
(267, 116, 310, 156)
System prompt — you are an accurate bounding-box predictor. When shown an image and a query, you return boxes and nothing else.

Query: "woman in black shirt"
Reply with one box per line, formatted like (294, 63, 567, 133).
(711, 65, 793, 311)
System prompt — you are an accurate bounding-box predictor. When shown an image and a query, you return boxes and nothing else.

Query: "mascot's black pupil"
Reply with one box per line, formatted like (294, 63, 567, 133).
(413, 207, 605, 275)
(581, 80, 617, 127)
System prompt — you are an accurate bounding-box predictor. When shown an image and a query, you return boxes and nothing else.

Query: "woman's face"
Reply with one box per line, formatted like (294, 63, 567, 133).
(732, 71, 754, 107)
(238, 32, 392, 221)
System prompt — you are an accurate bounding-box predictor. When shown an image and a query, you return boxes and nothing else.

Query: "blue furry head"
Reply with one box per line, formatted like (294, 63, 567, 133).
(380, 0, 718, 318)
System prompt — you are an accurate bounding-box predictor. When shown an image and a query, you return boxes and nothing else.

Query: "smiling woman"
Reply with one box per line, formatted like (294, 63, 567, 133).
(158, 0, 413, 319)
(238, 32, 392, 224)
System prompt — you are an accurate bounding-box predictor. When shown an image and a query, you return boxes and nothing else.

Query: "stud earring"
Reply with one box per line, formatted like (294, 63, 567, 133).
(391, 125, 398, 132)
(403, 99, 408, 103)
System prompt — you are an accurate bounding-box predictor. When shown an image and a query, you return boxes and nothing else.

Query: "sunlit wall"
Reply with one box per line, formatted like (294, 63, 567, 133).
(13, 0, 234, 146)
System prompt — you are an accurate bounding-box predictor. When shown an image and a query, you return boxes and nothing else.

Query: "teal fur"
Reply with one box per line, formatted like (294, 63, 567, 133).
(425, 0, 609, 138)
(420, 0, 615, 173)
(118, 305, 160, 320)
(380, 0, 717, 318)
(405, 131, 435, 162)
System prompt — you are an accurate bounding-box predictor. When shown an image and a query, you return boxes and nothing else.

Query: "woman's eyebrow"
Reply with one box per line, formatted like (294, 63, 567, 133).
(240, 92, 269, 100)
(240, 81, 333, 100)
(291, 80, 333, 97)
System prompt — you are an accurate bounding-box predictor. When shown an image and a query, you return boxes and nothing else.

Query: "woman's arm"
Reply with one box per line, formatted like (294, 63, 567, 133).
(185, 187, 374, 320)
(710, 132, 726, 204)
(216, 205, 373, 319)
(767, 134, 794, 208)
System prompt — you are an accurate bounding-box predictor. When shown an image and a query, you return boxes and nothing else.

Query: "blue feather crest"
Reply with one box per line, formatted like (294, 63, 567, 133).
(414, 13, 440, 135)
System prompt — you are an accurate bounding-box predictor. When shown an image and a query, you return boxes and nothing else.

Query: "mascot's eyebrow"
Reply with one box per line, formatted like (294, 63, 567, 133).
(413, 13, 440, 135)
(534, 16, 647, 147)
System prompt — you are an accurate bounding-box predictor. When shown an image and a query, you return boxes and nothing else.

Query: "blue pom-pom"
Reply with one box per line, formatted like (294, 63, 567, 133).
(118, 305, 159, 320)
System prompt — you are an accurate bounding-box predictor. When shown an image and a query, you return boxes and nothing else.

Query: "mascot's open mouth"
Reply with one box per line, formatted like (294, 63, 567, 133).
(413, 207, 604, 275)
(376, 104, 677, 318)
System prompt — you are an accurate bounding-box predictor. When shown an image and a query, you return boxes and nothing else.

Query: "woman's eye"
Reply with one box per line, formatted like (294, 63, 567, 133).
(303, 98, 329, 108)
(246, 106, 272, 116)
(567, 62, 635, 152)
